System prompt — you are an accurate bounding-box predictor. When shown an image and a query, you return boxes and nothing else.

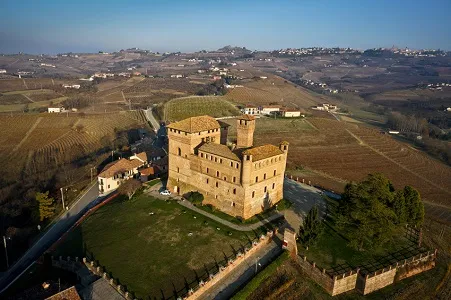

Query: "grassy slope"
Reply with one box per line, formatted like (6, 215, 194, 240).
(55, 194, 266, 299)
(164, 95, 240, 121)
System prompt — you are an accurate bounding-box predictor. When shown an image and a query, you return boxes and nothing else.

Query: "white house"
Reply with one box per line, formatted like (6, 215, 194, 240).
(98, 152, 147, 196)
(261, 106, 281, 116)
(62, 84, 81, 89)
(241, 105, 260, 115)
(0, 69, 6, 74)
(281, 109, 302, 118)
(48, 107, 65, 113)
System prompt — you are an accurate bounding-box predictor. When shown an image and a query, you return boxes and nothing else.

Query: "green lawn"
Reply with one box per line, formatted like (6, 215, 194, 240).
(164, 96, 240, 121)
(54, 194, 268, 299)
(298, 223, 422, 275)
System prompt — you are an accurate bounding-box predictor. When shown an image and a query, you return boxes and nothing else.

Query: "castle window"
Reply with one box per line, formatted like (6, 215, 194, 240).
(206, 167, 209, 173)
(220, 159, 223, 164)
(210, 156, 213, 161)
(236, 163, 239, 169)
(215, 157, 217, 162)
(215, 195, 218, 199)
(264, 173, 267, 180)
(252, 191, 255, 198)
(201, 153, 204, 158)
(199, 132, 201, 135)
(231, 201, 235, 207)
(224, 176, 227, 181)
(233, 188, 236, 194)
(216, 171, 220, 177)
(274, 169, 276, 176)
(177, 148, 181, 156)
(230, 162, 233, 167)
(272, 183, 275, 189)
(177, 167, 179, 173)
(255, 176, 259, 183)
(271, 158, 274, 163)
(233, 176, 236, 183)
(264, 186, 267, 193)
(216, 182, 219, 188)
(254, 163, 257, 168)
(206, 178, 209, 184)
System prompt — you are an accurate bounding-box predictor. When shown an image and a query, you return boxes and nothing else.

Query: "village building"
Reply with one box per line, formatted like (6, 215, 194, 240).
(280, 109, 302, 118)
(0, 69, 6, 74)
(167, 115, 288, 219)
(48, 107, 66, 113)
(260, 106, 281, 116)
(97, 152, 147, 195)
(241, 105, 260, 115)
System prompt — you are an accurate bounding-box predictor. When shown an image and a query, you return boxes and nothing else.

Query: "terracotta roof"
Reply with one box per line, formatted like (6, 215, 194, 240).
(99, 158, 144, 178)
(140, 167, 156, 176)
(135, 152, 147, 162)
(167, 115, 220, 133)
(242, 144, 284, 161)
(238, 114, 256, 121)
(46, 286, 81, 300)
(199, 143, 241, 161)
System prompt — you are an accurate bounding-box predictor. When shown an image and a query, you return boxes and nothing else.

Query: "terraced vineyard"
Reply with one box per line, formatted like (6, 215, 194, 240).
(0, 110, 149, 183)
(247, 117, 451, 209)
(164, 96, 240, 121)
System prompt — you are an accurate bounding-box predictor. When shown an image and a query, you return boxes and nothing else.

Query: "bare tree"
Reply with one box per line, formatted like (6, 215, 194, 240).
(118, 179, 142, 200)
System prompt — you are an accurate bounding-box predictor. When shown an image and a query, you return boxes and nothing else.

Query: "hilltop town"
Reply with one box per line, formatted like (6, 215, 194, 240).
(0, 45, 450, 300)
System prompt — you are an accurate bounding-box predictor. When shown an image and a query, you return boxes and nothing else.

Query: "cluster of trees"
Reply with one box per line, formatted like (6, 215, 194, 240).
(196, 79, 227, 96)
(118, 179, 142, 200)
(299, 205, 323, 247)
(186, 191, 204, 205)
(336, 174, 424, 251)
(387, 111, 429, 134)
(62, 96, 95, 109)
(36, 191, 55, 221)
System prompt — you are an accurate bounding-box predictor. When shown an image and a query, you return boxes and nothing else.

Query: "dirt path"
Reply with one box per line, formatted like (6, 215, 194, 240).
(22, 79, 28, 89)
(12, 117, 42, 152)
(22, 94, 35, 103)
(346, 129, 451, 197)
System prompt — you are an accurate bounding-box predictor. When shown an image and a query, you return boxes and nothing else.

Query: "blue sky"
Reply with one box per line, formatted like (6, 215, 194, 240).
(0, 0, 450, 54)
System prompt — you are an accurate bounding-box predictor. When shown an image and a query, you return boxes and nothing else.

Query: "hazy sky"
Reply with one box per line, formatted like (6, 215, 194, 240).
(1, 0, 450, 54)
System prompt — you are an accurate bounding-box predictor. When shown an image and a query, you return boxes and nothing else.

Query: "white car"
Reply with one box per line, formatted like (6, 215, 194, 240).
(160, 190, 171, 196)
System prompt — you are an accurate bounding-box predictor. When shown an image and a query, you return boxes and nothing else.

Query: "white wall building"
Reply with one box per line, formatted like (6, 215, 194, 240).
(261, 106, 280, 115)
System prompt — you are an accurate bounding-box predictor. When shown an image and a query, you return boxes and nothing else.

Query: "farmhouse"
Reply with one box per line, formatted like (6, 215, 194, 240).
(280, 109, 302, 117)
(261, 106, 281, 115)
(98, 152, 148, 195)
(48, 107, 66, 113)
(167, 115, 288, 219)
(62, 84, 81, 89)
(0, 69, 6, 74)
(241, 105, 260, 115)
(312, 103, 338, 111)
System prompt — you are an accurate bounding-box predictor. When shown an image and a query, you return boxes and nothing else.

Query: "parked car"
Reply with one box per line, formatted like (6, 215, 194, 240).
(160, 190, 171, 196)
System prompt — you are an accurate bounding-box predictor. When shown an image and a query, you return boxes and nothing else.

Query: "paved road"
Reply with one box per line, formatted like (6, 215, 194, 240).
(0, 183, 100, 294)
(198, 238, 283, 300)
(143, 108, 160, 132)
(282, 178, 327, 233)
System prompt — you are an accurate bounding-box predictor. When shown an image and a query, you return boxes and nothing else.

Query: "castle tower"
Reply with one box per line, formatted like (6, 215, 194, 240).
(236, 115, 256, 149)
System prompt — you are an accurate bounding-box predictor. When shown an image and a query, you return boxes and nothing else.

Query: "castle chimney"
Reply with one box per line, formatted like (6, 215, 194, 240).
(236, 115, 256, 149)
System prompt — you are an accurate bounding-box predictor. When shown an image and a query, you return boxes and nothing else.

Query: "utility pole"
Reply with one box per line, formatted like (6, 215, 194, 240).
(60, 187, 65, 210)
(3, 236, 9, 269)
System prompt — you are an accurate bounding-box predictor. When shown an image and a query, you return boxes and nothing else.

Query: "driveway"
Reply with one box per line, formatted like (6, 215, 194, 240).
(282, 178, 327, 233)
(0, 183, 100, 294)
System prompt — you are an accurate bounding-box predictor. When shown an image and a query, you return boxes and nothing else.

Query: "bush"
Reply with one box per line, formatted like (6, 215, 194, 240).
(187, 191, 204, 205)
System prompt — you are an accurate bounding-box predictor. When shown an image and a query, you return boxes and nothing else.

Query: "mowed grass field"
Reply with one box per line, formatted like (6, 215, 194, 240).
(164, 95, 240, 121)
(224, 116, 451, 222)
(55, 194, 265, 299)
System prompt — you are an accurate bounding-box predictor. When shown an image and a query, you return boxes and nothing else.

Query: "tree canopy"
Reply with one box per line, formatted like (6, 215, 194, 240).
(118, 179, 142, 200)
(36, 191, 55, 221)
(336, 173, 424, 251)
(300, 205, 323, 247)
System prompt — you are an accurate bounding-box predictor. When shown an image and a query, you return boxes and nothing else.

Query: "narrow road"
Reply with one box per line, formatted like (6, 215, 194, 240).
(143, 108, 160, 132)
(200, 238, 283, 300)
(0, 183, 100, 294)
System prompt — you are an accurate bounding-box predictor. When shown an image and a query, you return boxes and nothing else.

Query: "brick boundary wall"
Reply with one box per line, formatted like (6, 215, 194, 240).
(185, 231, 275, 300)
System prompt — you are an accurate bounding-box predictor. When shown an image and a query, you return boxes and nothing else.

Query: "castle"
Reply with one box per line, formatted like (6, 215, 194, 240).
(167, 115, 288, 219)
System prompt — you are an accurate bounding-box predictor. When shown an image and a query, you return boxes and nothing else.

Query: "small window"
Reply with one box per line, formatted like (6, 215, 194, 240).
(216, 171, 220, 177)
(177, 167, 180, 173)
(215, 157, 217, 162)
(264, 173, 267, 180)
(201, 153, 204, 158)
(255, 176, 258, 183)
(272, 183, 275, 189)
(233, 176, 236, 183)
(236, 163, 239, 169)
(216, 182, 219, 188)
(206, 167, 209, 173)
(252, 191, 255, 198)
(232, 202, 236, 207)
(177, 148, 182, 156)
(224, 176, 227, 181)
(264, 186, 267, 193)
(220, 159, 223, 163)
(274, 170, 277, 176)
(230, 162, 233, 167)
(233, 188, 236, 194)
